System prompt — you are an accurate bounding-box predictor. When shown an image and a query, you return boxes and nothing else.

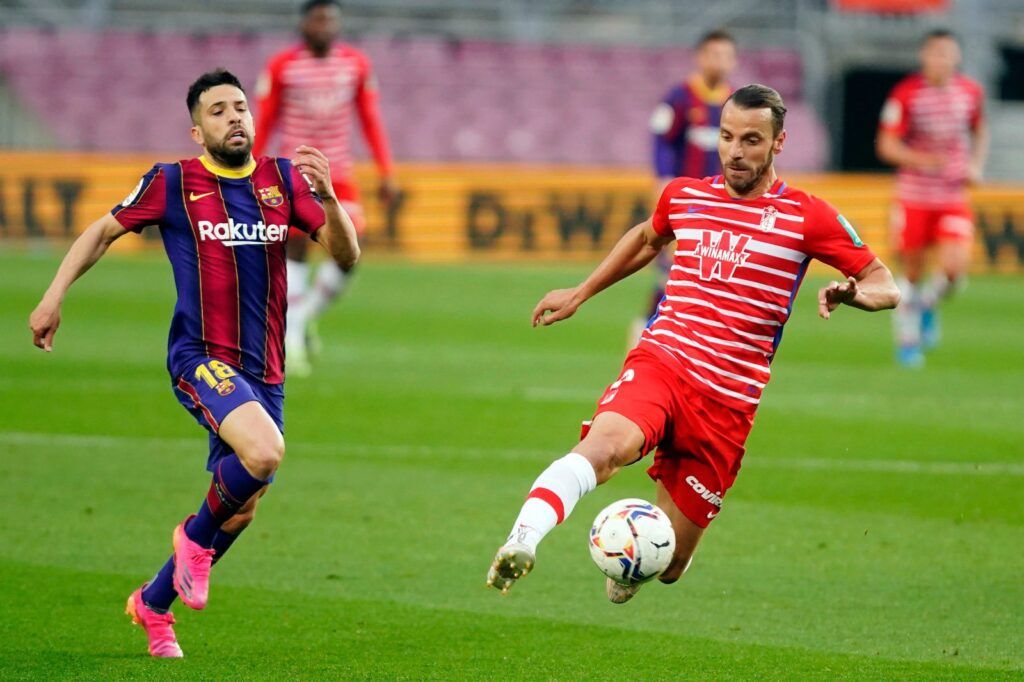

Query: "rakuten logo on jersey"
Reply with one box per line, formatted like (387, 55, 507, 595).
(685, 475, 723, 509)
(197, 219, 289, 247)
(692, 230, 751, 281)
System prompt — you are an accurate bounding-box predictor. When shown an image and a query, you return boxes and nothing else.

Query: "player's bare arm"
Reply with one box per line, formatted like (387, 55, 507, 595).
(532, 219, 673, 327)
(968, 118, 989, 184)
(295, 144, 361, 269)
(818, 258, 901, 320)
(876, 130, 945, 173)
(29, 213, 130, 351)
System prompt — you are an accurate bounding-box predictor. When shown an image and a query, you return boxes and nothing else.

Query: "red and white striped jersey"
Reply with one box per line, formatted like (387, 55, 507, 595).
(878, 73, 984, 208)
(254, 44, 393, 193)
(640, 175, 877, 413)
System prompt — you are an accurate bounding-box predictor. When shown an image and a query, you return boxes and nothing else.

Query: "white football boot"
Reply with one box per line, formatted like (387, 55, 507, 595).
(486, 543, 535, 595)
(605, 578, 643, 604)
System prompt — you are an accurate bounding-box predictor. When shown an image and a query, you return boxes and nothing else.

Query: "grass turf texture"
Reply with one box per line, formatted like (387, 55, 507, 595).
(0, 249, 1021, 679)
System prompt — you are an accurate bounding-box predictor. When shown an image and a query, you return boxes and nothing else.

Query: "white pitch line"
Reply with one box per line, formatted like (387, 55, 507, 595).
(1, 431, 1022, 477)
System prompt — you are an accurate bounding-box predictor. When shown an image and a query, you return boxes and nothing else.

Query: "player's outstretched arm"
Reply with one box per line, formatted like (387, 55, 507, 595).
(876, 130, 945, 173)
(817, 258, 901, 320)
(29, 213, 130, 351)
(532, 219, 673, 327)
(295, 145, 360, 269)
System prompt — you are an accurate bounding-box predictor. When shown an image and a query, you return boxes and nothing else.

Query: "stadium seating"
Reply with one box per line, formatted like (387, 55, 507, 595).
(0, 28, 826, 169)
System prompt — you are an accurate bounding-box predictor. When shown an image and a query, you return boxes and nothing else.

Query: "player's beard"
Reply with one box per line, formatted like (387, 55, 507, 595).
(725, 151, 773, 196)
(205, 131, 253, 168)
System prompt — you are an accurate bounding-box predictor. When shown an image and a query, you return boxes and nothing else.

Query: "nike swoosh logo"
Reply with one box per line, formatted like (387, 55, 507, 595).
(707, 511, 718, 519)
(189, 191, 215, 201)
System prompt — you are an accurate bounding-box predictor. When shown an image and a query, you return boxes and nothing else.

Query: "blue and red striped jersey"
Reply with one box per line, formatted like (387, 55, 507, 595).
(111, 155, 326, 384)
(651, 76, 732, 179)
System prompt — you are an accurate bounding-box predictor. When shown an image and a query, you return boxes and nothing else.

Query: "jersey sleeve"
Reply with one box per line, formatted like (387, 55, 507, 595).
(287, 162, 326, 239)
(353, 52, 394, 178)
(253, 53, 286, 158)
(878, 82, 910, 138)
(651, 178, 684, 237)
(969, 80, 985, 131)
(651, 86, 688, 178)
(804, 197, 876, 278)
(110, 165, 165, 232)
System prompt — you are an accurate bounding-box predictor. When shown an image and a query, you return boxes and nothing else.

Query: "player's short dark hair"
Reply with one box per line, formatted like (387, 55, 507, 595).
(726, 84, 787, 137)
(922, 28, 958, 45)
(301, 0, 342, 15)
(697, 29, 736, 48)
(186, 69, 245, 122)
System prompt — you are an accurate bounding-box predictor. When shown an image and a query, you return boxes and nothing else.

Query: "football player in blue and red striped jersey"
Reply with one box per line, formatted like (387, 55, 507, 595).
(28, 69, 359, 658)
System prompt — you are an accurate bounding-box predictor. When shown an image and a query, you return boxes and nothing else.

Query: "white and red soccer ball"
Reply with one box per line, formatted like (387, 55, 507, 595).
(589, 498, 675, 585)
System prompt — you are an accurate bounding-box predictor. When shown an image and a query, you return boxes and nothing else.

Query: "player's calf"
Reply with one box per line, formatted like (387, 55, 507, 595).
(488, 413, 645, 594)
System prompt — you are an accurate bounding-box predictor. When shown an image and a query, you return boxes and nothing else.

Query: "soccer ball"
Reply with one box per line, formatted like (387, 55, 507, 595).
(589, 498, 676, 585)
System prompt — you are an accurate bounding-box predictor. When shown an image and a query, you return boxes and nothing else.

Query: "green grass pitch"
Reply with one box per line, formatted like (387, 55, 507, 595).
(0, 249, 1021, 679)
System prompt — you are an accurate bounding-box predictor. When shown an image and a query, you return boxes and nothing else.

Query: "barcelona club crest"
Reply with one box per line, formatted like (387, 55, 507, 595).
(258, 185, 284, 208)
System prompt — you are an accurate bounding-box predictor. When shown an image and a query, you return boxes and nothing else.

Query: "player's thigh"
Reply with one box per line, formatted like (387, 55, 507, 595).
(893, 205, 932, 281)
(218, 401, 285, 478)
(655, 480, 704, 582)
(936, 209, 974, 277)
(580, 349, 674, 483)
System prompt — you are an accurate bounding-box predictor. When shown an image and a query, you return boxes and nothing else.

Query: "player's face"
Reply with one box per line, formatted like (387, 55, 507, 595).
(920, 36, 961, 83)
(718, 101, 785, 196)
(697, 39, 737, 85)
(190, 85, 254, 167)
(301, 5, 341, 53)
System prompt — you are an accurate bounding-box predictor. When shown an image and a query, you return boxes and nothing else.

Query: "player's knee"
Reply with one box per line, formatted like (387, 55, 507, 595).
(239, 435, 285, 479)
(580, 433, 642, 482)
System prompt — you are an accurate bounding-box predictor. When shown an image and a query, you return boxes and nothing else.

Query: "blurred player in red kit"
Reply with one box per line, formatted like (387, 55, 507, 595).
(487, 85, 900, 603)
(876, 29, 987, 368)
(254, 0, 397, 375)
(634, 30, 737, 341)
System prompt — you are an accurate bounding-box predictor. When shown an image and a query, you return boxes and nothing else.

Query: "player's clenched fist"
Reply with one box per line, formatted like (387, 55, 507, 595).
(29, 299, 60, 352)
(294, 145, 335, 200)
(532, 288, 584, 327)
(817, 276, 859, 320)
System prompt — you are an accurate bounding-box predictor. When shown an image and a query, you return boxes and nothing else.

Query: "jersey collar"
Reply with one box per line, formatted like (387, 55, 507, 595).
(199, 154, 256, 179)
(688, 75, 731, 105)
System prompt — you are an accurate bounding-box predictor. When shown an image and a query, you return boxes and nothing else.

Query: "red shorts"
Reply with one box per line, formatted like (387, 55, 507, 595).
(288, 179, 365, 241)
(892, 203, 973, 253)
(585, 347, 754, 528)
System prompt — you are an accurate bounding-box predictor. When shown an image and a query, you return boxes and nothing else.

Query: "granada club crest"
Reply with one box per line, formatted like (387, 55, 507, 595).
(692, 230, 751, 281)
(760, 205, 777, 232)
(258, 185, 284, 208)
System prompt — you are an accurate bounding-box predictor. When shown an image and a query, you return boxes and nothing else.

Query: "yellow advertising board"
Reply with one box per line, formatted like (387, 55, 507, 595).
(1, 152, 1022, 272)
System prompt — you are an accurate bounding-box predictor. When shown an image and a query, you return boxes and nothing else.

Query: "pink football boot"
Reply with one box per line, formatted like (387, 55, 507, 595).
(172, 515, 216, 610)
(125, 587, 184, 658)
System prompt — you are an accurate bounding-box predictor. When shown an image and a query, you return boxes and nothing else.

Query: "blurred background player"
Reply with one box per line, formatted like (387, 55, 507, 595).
(634, 30, 737, 340)
(876, 29, 987, 368)
(253, 0, 398, 376)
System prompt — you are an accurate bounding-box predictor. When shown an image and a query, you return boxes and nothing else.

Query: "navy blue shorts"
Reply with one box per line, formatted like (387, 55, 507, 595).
(172, 357, 284, 473)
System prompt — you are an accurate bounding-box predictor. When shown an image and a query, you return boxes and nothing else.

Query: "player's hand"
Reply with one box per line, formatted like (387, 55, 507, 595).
(29, 299, 61, 352)
(817, 277, 859, 320)
(378, 177, 399, 206)
(532, 288, 583, 327)
(916, 151, 947, 173)
(967, 161, 984, 186)
(294, 146, 335, 200)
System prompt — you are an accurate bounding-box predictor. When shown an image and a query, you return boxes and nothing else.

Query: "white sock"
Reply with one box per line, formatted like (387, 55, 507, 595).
(506, 453, 597, 553)
(920, 272, 965, 309)
(305, 261, 348, 321)
(894, 277, 922, 347)
(286, 259, 310, 349)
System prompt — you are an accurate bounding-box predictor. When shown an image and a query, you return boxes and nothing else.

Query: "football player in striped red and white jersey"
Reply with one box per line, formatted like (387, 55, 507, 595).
(488, 84, 900, 603)
(254, 0, 397, 375)
(876, 29, 988, 367)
